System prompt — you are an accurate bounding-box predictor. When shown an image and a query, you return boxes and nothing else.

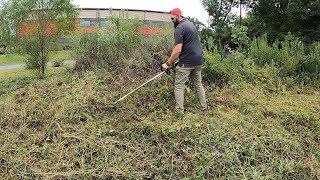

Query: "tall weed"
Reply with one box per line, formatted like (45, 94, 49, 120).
(134, 30, 174, 71)
(247, 33, 320, 87)
(299, 42, 320, 86)
(72, 12, 142, 71)
(249, 35, 281, 67)
(278, 33, 304, 76)
(203, 50, 235, 86)
(72, 14, 173, 73)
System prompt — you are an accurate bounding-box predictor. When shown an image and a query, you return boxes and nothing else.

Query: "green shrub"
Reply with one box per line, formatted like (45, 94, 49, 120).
(203, 48, 281, 89)
(299, 42, 320, 86)
(241, 57, 259, 83)
(140, 30, 174, 63)
(21, 36, 50, 78)
(256, 62, 281, 88)
(247, 33, 320, 87)
(249, 35, 281, 67)
(277, 33, 304, 76)
(72, 12, 142, 71)
(203, 51, 244, 86)
(129, 29, 173, 71)
(72, 13, 173, 72)
(231, 25, 250, 51)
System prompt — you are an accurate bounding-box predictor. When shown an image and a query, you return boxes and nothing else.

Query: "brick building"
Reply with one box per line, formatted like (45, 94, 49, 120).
(19, 8, 171, 37)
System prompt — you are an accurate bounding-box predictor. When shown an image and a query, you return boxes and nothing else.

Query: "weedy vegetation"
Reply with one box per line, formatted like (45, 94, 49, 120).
(0, 15, 319, 179)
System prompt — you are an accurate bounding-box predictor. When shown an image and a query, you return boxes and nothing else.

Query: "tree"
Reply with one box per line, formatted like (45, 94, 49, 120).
(188, 16, 206, 31)
(246, 0, 320, 44)
(199, 27, 216, 52)
(0, 0, 78, 78)
(201, 0, 245, 50)
(187, 16, 216, 52)
(241, 14, 265, 41)
(231, 25, 249, 51)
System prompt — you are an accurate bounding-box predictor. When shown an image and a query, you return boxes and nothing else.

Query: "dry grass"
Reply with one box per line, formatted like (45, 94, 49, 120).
(0, 68, 319, 179)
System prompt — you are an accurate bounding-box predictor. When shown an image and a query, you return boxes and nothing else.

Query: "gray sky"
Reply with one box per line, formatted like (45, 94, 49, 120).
(72, 0, 210, 25)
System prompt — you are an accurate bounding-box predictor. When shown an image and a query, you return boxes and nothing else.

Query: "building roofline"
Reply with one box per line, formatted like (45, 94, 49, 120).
(78, 8, 170, 14)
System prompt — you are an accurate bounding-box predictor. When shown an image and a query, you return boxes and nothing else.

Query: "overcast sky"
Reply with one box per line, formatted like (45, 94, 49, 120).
(71, 0, 210, 25)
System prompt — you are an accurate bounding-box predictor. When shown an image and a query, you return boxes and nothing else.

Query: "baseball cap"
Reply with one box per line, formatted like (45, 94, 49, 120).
(170, 8, 183, 16)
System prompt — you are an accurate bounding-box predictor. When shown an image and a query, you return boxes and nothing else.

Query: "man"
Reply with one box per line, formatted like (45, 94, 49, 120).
(162, 8, 208, 112)
(223, 43, 232, 58)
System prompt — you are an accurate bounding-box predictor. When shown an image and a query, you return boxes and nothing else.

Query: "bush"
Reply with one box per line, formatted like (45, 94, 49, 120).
(241, 57, 259, 83)
(129, 29, 174, 72)
(249, 35, 281, 67)
(302, 42, 320, 78)
(231, 25, 250, 51)
(203, 51, 244, 86)
(203, 48, 282, 88)
(21, 36, 50, 78)
(246, 33, 320, 87)
(72, 12, 142, 71)
(256, 62, 282, 92)
(72, 13, 173, 73)
(0, 44, 6, 54)
(277, 33, 304, 76)
(140, 30, 174, 63)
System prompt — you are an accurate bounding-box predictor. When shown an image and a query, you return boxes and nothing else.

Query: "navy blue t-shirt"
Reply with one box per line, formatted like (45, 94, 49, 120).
(174, 19, 204, 66)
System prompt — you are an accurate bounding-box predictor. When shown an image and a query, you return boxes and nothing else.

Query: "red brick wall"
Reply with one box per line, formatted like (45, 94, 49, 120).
(18, 19, 168, 37)
(18, 20, 59, 36)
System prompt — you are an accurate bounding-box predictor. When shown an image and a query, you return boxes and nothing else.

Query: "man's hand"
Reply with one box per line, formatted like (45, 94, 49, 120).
(162, 44, 181, 72)
(161, 63, 169, 71)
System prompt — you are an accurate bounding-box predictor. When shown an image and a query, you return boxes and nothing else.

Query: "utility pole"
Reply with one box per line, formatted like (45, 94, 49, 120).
(240, 0, 242, 26)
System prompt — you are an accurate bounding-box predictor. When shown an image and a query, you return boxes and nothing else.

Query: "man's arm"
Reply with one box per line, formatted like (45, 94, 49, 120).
(166, 43, 182, 66)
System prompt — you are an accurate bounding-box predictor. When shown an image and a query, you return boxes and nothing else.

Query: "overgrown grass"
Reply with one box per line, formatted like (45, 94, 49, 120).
(0, 50, 74, 66)
(48, 50, 74, 61)
(0, 65, 74, 105)
(0, 68, 319, 179)
(0, 54, 25, 65)
(1, 18, 319, 179)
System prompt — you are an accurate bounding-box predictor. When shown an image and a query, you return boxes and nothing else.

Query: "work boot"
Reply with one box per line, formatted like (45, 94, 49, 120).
(201, 105, 211, 111)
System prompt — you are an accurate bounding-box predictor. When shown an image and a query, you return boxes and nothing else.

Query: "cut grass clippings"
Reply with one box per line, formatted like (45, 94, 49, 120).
(0, 69, 319, 179)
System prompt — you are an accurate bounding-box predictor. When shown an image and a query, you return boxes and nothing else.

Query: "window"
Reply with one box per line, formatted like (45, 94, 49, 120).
(80, 19, 90, 27)
(99, 19, 107, 27)
(80, 18, 108, 27)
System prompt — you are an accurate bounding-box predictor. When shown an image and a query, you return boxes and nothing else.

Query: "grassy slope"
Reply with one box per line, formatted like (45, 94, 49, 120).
(0, 50, 74, 66)
(0, 69, 319, 179)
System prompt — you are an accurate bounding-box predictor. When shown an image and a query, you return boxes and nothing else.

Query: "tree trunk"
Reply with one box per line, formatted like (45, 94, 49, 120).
(240, 0, 242, 26)
(40, 33, 45, 79)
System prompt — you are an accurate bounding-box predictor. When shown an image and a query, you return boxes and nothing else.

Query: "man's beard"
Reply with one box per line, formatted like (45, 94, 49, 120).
(174, 21, 180, 28)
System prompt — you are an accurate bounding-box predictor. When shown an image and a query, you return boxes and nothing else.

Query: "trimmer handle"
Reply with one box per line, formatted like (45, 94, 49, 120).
(161, 63, 177, 75)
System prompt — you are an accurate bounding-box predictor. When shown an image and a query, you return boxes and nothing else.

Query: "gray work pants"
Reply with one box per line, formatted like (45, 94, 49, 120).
(174, 65, 207, 110)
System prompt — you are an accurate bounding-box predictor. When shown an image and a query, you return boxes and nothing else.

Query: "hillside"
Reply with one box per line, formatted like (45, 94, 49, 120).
(1, 1, 320, 178)
(0, 68, 319, 179)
